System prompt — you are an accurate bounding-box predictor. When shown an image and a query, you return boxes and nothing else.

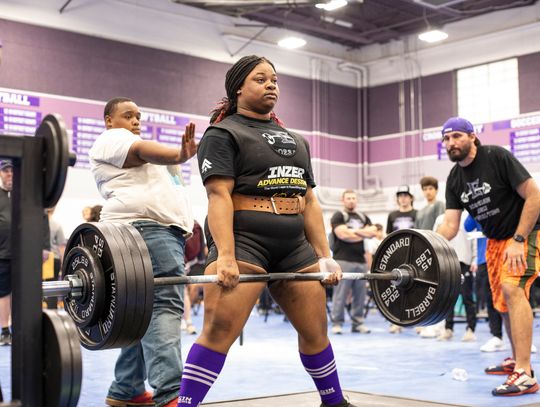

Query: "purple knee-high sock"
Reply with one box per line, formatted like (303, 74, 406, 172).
(300, 343, 344, 406)
(177, 343, 226, 406)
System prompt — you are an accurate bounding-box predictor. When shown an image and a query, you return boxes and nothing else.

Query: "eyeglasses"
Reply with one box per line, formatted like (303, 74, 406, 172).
(441, 132, 470, 143)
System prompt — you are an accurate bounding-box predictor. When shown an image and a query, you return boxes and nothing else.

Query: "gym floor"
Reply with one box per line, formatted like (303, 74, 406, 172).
(1, 305, 540, 406)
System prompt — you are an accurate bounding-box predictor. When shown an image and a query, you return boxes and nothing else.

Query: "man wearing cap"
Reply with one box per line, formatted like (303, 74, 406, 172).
(0, 160, 13, 345)
(386, 185, 417, 234)
(437, 116, 540, 396)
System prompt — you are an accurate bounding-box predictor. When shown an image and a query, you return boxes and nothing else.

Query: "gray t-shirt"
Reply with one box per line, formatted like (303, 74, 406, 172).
(414, 200, 445, 230)
(49, 218, 66, 259)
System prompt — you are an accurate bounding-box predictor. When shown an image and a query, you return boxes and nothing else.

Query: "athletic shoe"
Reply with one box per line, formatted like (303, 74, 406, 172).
(437, 329, 453, 341)
(389, 324, 402, 334)
(485, 357, 516, 375)
(105, 391, 155, 406)
(321, 399, 357, 407)
(461, 328, 477, 342)
(162, 398, 178, 407)
(331, 325, 343, 335)
(419, 325, 438, 338)
(186, 324, 197, 335)
(0, 332, 11, 346)
(492, 368, 539, 396)
(351, 325, 370, 334)
(480, 336, 506, 352)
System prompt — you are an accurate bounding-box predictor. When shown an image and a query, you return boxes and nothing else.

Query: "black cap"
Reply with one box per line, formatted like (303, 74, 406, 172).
(396, 185, 413, 197)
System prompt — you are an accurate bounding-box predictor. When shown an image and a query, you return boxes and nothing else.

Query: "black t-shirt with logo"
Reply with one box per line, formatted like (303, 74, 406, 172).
(197, 114, 315, 196)
(386, 209, 417, 234)
(445, 145, 540, 240)
(330, 211, 371, 263)
(0, 188, 11, 259)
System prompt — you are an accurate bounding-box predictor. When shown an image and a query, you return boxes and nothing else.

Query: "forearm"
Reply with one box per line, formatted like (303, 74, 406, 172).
(515, 193, 540, 237)
(133, 141, 181, 165)
(207, 192, 235, 258)
(437, 223, 457, 240)
(304, 198, 331, 258)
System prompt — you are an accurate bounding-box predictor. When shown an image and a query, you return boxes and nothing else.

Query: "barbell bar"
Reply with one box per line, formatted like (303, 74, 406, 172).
(41, 222, 461, 350)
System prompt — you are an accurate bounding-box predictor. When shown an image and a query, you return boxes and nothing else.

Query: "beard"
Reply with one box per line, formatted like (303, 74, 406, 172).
(447, 142, 471, 162)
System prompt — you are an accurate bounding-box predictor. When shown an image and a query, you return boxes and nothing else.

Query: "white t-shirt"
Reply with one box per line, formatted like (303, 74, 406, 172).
(89, 128, 194, 234)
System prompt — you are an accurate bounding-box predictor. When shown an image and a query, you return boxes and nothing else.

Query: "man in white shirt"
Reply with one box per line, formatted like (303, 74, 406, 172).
(89, 97, 196, 407)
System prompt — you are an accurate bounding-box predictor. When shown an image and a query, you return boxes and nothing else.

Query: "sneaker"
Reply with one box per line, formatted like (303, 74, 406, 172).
(485, 357, 516, 375)
(105, 391, 155, 406)
(186, 324, 197, 335)
(532, 344, 537, 354)
(331, 325, 343, 335)
(389, 324, 402, 334)
(351, 325, 370, 334)
(492, 368, 539, 396)
(437, 329, 453, 341)
(419, 325, 438, 338)
(0, 332, 11, 346)
(162, 398, 178, 407)
(321, 399, 356, 407)
(461, 328, 477, 342)
(480, 336, 506, 352)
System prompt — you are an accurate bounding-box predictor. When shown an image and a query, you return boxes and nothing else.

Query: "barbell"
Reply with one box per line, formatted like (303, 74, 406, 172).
(42, 222, 461, 350)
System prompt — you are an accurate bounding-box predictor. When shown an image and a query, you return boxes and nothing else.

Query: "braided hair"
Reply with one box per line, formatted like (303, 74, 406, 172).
(210, 55, 283, 126)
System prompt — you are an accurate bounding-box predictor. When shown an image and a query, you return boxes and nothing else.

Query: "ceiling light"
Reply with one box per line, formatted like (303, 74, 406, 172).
(322, 16, 353, 28)
(277, 37, 307, 49)
(315, 0, 348, 11)
(418, 29, 448, 43)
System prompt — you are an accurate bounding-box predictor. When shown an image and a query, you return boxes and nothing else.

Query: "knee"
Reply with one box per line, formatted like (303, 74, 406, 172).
(502, 284, 526, 303)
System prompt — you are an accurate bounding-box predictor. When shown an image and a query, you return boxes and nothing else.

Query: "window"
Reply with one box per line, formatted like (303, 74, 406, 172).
(457, 58, 519, 123)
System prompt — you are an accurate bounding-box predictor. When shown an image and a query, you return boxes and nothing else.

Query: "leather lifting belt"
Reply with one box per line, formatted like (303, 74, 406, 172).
(232, 193, 305, 215)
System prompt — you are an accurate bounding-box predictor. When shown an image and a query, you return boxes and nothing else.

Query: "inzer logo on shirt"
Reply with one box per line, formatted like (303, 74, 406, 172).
(320, 387, 335, 395)
(201, 158, 213, 174)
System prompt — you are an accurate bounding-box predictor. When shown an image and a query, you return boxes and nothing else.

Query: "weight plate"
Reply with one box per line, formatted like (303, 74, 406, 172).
(416, 230, 453, 325)
(63, 246, 106, 328)
(420, 231, 453, 325)
(63, 223, 129, 350)
(43, 309, 82, 407)
(114, 223, 154, 346)
(36, 114, 70, 208)
(98, 223, 141, 348)
(370, 229, 453, 326)
(58, 311, 82, 407)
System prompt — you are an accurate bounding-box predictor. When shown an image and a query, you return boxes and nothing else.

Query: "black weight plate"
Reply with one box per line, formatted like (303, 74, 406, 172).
(433, 232, 461, 321)
(419, 231, 453, 325)
(36, 114, 70, 208)
(114, 224, 154, 346)
(58, 311, 82, 407)
(415, 230, 454, 325)
(43, 309, 81, 407)
(98, 223, 141, 348)
(62, 246, 106, 328)
(370, 229, 446, 326)
(63, 223, 128, 350)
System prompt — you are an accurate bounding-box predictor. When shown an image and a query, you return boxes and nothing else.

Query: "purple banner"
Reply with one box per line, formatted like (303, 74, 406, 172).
(142, 111, 189, 126)
(510, 128, 540, 163)
(437, 141, 448, 161)
(0, 91, 40, 107)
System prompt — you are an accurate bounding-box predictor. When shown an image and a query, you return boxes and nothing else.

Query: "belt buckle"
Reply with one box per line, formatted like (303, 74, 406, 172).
(270, 197, 280, 215)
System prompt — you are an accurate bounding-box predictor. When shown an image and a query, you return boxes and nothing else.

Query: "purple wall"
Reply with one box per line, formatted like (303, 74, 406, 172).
(0, 19, 356, 134)
(518, 51, 540, 114)
(420, 72, 455, 129)
(368, 83, 400, 136)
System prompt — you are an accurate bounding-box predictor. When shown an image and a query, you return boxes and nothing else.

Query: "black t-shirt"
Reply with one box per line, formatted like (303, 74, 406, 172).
(330, 211, 371, 263)
(197, 114, 315, 197)
(386, 209, 417, 234)
(445, 145, 539, 240)
(0, 188, 11, 259)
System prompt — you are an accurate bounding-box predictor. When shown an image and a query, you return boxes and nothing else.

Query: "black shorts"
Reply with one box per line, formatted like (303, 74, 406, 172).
(0, 260, 11, 297)
(205, 211, 318, 273)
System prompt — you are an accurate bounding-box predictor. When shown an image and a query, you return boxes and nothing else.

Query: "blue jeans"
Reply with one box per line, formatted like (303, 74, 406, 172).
(107, 221, 185, 407)
(330, 260, 368, 328)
